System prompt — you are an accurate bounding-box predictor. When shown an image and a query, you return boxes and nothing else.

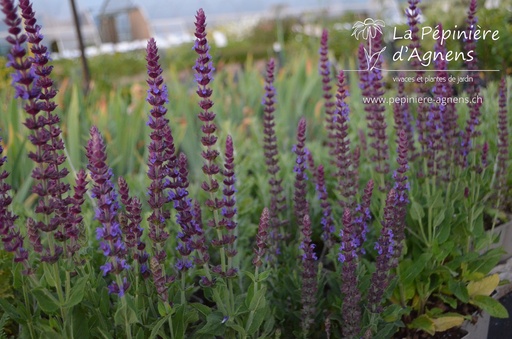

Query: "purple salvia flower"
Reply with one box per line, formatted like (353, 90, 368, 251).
(300, 214, 318, 336)
(20, 0, 72, 253)
(393, 74, 416, 161)
(220, 136, 238, 267)
(253, 208, 270, 268)
(494, 78, 509, 208)
(262, 58, 286, 258)
(319, 29, 336, 159)
(118, 177, 149, 278)
(150, 256, 172, 302)
(293, 118, 308, 229)
(194, 9, 221, 201)
(3, 0, 71, 264)
(352, 180, 374, 255)
(366, 32, 389, 178)
(65, 169, 88, 257)
(192, 199, 210, 270)
(426, 43, 445, 179)
(146, 38, 176, 264)
(357, 44, 369, 93)
(315, 165, 335, 250)
(432, 29, 459, 179)
(406, 0, 429, 158)
(367, 189, 397, 312)
(334, 70, 357, 208)
(392, 131, 409, 258)
(0, 133, 28, 266)
(460, 0, 483, 167)
(172, 153, 196, 272)
(339, 208, 361, 338)
(86, 126, 130, 296)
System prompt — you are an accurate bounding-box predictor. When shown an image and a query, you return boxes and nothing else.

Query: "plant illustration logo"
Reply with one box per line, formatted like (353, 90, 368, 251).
(352, 18, 386, 71)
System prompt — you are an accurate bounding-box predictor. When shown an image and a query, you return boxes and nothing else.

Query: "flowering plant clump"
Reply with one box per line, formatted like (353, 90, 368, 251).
(0, 0, 510, 338)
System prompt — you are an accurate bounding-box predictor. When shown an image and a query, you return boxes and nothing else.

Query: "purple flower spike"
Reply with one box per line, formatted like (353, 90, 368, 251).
(460, 0, 483, 167)
(262, 58, 286, 258)
(65, 169, 88, 256)
(194, 9, 221, 203)
(393, 74, 416, 162)
(253, 208, 270, 268)
(293, 118, 309, 229)
(146, 38, 176, 264)
(353, 180, 374, 255)
(339, 208, 361, 338)
(334, 71, 357, 208)
(315, 165, 335, 250)
(300, 214, 318, 335)
(392, 131, 409, 257)
(220, 135, 238, 263)
(172, 153, 199, 272)
(118, 177, 148, 278)
(0, 133, 28, 267)
(86, 126, 130, 296)
(368, 189, 397, 312)
(3, 0, 71, 264)
(319, 29, 336, 159)
(494, 78, 509, 208)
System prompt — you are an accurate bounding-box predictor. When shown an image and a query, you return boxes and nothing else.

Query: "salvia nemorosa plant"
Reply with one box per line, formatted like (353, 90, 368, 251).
(0, 1, 509, 338)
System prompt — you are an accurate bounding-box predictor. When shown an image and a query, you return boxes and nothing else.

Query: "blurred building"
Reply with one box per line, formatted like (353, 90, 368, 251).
(98, 0, 152, 43)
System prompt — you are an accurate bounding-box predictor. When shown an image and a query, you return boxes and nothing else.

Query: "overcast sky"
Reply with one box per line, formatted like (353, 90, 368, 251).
(31, 0, 349, 21)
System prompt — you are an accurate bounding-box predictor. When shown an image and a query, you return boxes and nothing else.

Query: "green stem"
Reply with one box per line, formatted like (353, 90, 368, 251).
(22, 281, 36, 339)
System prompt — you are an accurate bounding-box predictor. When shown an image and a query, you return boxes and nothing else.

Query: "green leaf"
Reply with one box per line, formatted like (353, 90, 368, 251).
(409, 314, 435, 335)
(257, 270, 270, 282)
(0, 298, 22, 323)
(470, 295, 509, 318)
(173, 304, 186, 339)
(43, 264, 57, 288)
(248, 307, 268, 335)
(190, 303, 211, 317)
(400, 253, 432, 285)
(227, 322, 246, 335)
(71, 306, 90, 339)
(243, 271, 255, 283)
(32, 288, 59, 313)
(410, 201, 425, 221)
(149, 313, 172, 339)
(249, 286, 267, 311)
(448, 280, 469, 303)
(114, 299, 138, 326)
(196, 311, 226, 336)
(430, 191, 444, 208)
(63, 276, 88, 308)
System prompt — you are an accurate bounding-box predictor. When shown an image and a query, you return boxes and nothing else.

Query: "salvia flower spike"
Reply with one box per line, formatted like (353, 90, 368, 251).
(145, 37, 175, 264)
(0, 132, 28, 266)
(86, 126, 130, 296)
(3, 0, 71, 264)
(262, 58, 286, 257)
(300, 214, 318, 335)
